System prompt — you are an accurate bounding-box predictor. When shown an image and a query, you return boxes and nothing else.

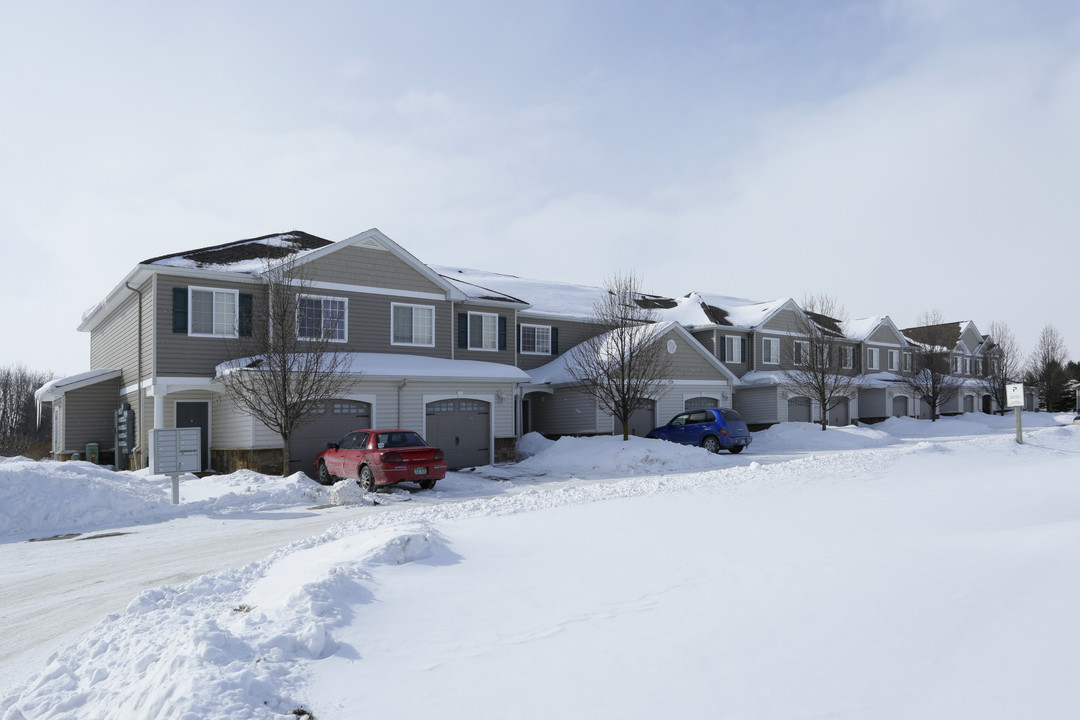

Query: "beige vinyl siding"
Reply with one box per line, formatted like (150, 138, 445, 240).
(717, 330, 751, 377)
(62, 378, 120, 452)
(304, 245, 445, 295)
(733, 386, 781, 425)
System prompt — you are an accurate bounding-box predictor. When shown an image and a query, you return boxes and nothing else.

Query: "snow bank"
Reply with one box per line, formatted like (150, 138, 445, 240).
(510, 434, 730, 477)
(0, 461, 329, 541)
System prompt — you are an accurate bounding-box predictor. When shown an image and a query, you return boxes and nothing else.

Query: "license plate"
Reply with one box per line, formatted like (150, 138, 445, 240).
(414, 467, 428, 476)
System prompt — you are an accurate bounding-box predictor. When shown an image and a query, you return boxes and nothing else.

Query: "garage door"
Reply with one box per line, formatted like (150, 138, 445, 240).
(684, 396, 719, 411)
(828, 397, 849, 426)
(788, 396, 812, 423)
(627, 400, 656, 437)
(426, 399, 490, 470)
(290, 399, 371, 478)
(892, 395, 908, 417)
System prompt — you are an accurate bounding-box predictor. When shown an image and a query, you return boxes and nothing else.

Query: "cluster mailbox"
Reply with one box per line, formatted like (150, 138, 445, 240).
(150, 428, 201, 503)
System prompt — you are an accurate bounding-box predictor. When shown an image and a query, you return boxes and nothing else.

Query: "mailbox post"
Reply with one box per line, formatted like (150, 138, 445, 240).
(1006, 383, 1025, 445)
(150, 428, 201, 504)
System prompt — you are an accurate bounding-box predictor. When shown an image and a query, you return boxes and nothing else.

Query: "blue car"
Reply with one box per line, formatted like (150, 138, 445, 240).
(647, 408, 752, 454)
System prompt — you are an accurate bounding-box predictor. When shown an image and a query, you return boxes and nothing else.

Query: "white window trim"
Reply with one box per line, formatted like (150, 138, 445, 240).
(391, 302, 436, 347)
(887, 350, 899, 372)
(867, 348, 880, 371)
(794, 340, 810, 366)
(762, 337, 780, 365)
(297, 293, 348, 343)
(841, 346, 854, 369)
(188, 286, 239, 338)
(723, 335, 743, 364)
(469, 311, 499, 352)
(520, 323, 552, 355)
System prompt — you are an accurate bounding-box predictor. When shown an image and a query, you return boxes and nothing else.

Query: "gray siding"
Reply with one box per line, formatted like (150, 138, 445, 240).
(516, 316, 602, 371)
(869, 324, 901, 345)
(732, 386, 780, 425)
(663, 330, 727, 381)
(960, 326, 982, 352)
(90, 278, 152, 382)
(155, 274, 255, 377)
(528, 389, 602, 435)
(305, 245, 444, 295)
(62, 379, 120, 452)
(455, 308, 518, 366)
(760, 307, 803, 334)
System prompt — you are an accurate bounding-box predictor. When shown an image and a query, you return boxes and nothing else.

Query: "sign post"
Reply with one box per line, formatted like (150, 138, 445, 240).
(149, 428, 202, 504)
(1006, 383, 1025, 445)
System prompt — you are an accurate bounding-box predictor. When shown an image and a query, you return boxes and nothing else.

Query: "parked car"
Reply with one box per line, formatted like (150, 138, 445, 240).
(646, 408, 752, 454)
(314, 429, 447, 491)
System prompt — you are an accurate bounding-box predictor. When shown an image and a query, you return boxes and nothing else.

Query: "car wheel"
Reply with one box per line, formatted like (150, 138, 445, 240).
(359, 465, 377, 492)
(729, 446, 744, 454)
(702, 435, 721, 454)
(318, 461, 337, 486)
(418, 479, 437, 490)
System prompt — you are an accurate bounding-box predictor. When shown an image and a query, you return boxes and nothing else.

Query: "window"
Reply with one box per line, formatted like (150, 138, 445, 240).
(469, 312, 499, 351)
(888, 350, 899, 372)
(722, 336, 744, 364)
(794, 340, 810, 366)
(903, 353, 913, 372)
(520, 324, 552, 354)
(762, 338, 780, 365)
(867, 348, 880, 370)
(953, 356, 962, 374)
(392, 303, 435, 346)
(964, 357, 971, 375)
(841, 346, 854, 369)
(189, 287, 238, 337)
(298, 295, 347, 342)
(974, 358, 983, 375)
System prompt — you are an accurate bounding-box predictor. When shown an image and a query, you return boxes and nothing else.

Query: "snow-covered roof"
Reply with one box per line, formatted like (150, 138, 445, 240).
(34, 369, 122, 403)
(525, 321, 737, 387)
(843, 317, 886, 341)
(655, 292, 794, 330)
(216, 353, 530, 382)
(143, 231, 333, 275)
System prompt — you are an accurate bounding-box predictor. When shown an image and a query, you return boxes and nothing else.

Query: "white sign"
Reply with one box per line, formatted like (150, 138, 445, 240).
(1006, 383, 1025, 409)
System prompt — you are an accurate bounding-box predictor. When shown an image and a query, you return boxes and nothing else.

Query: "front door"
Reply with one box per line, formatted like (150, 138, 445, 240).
(175, 401, 209, 471)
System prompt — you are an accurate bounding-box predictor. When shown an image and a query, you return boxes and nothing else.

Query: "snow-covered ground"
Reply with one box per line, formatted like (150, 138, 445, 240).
(3, 412, 1080, 719)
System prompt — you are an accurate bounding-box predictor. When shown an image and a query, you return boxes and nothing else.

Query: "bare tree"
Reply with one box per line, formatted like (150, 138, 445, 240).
(564, 271, 672, 440)
(1, 364, 53, 458)
(899, 310, 964, 422)
(1026, 324, 1070, 412)
(977, 320, 1023, 415)
(781, 294, 864, 431)
(218, 254, 353, 475)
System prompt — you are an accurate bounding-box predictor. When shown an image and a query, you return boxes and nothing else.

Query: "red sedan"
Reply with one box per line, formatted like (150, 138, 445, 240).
(314, 429, 447, 491)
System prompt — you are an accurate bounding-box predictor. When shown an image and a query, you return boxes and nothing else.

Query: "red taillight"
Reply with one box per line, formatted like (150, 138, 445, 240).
(719, 429, 728, 436)
(382, 452, 403, 463)
(433, 449, 444, 461)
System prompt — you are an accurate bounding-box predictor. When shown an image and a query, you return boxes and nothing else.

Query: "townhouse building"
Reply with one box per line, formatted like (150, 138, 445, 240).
(37, 228, 1015, 476)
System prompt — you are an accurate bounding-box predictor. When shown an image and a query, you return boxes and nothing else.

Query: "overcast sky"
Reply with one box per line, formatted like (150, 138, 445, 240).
(3, 0, 1078, 377)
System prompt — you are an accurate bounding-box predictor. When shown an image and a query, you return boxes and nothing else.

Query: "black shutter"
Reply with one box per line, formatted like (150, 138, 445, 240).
(551, 327, 559, 355)
(458, 313, 468, 349)
(498, 316, 507, 351)
(239, 293, 253, 337)
(516, 323, 521, 350)
(740, 338, 747, 363)
(719, 337, 727, 362)
(173, 287, 188, 333)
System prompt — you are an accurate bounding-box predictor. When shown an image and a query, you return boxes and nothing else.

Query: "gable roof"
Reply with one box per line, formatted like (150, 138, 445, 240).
(524, 321, 739, 387)
(901, 320, 982, 352)
(656, 292, 799, 332)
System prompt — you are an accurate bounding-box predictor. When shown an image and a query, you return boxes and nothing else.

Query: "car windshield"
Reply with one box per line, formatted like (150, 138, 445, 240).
(376, 432, 426, 448)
